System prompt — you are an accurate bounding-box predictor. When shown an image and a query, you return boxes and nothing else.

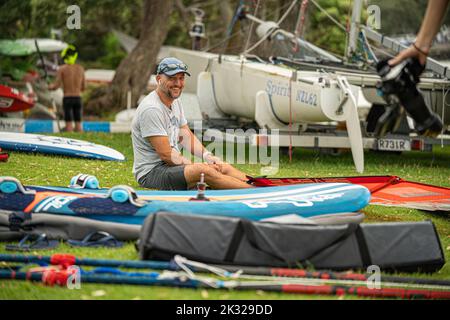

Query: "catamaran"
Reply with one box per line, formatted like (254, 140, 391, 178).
(163, 0, 450, 173)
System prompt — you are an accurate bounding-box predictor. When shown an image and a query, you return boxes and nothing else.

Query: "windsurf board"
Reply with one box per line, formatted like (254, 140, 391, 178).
(0, 177, 371, 225)
(0, 132, 125, 161)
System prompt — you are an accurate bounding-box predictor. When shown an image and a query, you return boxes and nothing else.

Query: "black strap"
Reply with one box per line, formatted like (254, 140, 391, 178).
(8, 211, 32, 232)
(355, 226, 372, 267)
(224, 221, 245, 263)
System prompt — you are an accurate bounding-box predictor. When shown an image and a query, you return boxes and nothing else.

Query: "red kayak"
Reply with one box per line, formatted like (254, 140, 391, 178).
(248, 175, 450, 212)
(0, 84, 35, 112)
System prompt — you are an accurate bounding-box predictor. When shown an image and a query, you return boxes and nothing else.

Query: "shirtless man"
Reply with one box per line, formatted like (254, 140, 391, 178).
(49, 44, 86, 132)
(131, 57, 252, 190)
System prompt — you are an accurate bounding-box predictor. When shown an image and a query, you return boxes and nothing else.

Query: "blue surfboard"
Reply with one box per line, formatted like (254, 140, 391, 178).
(0, 132, 125, 161)
(0, 177, 371, 225)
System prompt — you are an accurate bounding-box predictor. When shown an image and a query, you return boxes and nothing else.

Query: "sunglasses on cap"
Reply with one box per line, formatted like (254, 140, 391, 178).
(158, 63, 188, 74)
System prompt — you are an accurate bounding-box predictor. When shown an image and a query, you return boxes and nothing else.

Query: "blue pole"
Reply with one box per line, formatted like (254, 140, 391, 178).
(0, 269, 202, 289)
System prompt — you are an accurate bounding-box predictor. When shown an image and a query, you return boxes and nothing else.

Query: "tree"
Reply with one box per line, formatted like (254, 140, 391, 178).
(85, 0, 174, 114)
(371, 0, 427, 35)
(304, 0, 350, 57)
(0, 0, 33, 38)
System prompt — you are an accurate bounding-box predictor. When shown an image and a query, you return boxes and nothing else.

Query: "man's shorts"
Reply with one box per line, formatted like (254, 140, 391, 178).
(138, 163, 187, 190)
(63, 96, 82, 122)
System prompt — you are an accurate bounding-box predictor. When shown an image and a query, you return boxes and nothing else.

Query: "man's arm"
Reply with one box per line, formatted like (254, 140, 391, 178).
(81, 66, 86, 92)
(148, 135, 191, 166)
(179, 125, 206, 158)
(389, 0, 450, 66)
(415, 0, 449, 53)
(179, 124, 221, 163)
(48, 67, 63, 90)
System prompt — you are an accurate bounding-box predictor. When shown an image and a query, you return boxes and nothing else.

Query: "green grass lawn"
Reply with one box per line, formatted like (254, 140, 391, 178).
(0, 132, 449, 300)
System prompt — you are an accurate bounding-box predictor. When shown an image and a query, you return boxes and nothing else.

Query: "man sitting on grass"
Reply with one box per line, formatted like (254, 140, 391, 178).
(131, 57, 251, 190)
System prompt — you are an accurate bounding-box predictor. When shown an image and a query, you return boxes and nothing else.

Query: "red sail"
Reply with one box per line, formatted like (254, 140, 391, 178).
(248, 175, 450, 211)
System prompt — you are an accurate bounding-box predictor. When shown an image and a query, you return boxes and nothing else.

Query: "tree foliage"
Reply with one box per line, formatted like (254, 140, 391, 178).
(0, 0, 33, 38)
(303, 0, 351, 57)
(1, 0, 143, 68)
(85, 0, 174, 113)
(371, 0, 427, 35)
(3, 0, 449, 116)
(4, 0, 443, 65)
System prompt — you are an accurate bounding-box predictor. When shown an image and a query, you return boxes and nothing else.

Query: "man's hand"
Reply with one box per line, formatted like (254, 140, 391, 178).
(203, 152, 222, 165)
(388, 44, 428, 67)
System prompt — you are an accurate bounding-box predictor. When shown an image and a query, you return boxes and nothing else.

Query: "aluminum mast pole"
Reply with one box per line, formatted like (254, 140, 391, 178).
(347, 0, 363, 59)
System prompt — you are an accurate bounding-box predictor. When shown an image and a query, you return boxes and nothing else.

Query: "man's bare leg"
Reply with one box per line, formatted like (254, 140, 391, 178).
(74, 121, 83, 132)
(185, 164, 252, 189)
(214, 163, 248, 181)
(65, 121, 73, 132)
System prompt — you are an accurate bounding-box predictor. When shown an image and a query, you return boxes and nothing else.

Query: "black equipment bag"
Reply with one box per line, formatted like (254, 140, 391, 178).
(0, 210, 140, 241)
(138, 212, 445, 273)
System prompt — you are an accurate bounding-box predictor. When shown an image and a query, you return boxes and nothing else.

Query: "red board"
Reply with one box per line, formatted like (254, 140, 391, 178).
(0, 147, 8, 162)
(248, 175, 450, 211)
(0, 84, 35, 112)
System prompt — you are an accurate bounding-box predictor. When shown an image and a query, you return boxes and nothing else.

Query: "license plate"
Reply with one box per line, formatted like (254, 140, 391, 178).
(377, 139, 411, 151)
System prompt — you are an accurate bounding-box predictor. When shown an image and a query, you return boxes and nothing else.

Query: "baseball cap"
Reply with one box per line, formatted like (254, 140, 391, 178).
(157, 57, 191, 76)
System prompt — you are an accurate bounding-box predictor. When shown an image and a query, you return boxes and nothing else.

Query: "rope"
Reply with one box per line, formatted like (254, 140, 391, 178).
(359, 30, 379, 63)
(242, 0, 300, 55)
(171, 255, 450, 291)
(288, 71, 295, 162)
(309, 0, 347, 32)
(237, 0, 354, 57)
(442, 87, 450, 147)
(309, 0, 352, 58)
(4, 255, 450, 294)
(203, 31, 241, 52)
(172, 255, 219, 288)
(243, 0, 262, 54)
(209, 0, 299, 54)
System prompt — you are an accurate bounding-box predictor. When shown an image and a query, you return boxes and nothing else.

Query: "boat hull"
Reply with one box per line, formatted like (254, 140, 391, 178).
(168, 47, 357, 124)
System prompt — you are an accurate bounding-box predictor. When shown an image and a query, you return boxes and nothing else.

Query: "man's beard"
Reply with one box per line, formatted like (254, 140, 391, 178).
(167, 87, 182, 99)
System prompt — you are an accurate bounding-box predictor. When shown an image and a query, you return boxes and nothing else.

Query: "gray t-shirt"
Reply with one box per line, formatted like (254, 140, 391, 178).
(132, 90, 187, 183)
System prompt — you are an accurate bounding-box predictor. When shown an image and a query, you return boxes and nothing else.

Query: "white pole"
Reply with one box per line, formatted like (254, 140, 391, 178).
(347, 0, 363, 59)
